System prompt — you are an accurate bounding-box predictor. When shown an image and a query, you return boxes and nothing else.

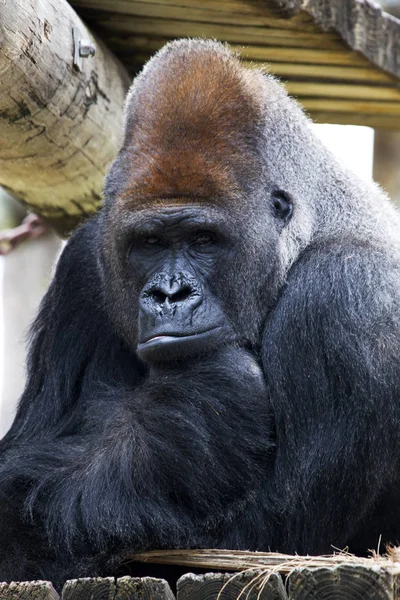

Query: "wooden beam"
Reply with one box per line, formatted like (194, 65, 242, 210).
(0, 0, 131, 233)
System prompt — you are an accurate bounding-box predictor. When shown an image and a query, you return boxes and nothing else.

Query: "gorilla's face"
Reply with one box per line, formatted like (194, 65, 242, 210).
(102, 194, 293, 364)
(128, 206, 235, 362)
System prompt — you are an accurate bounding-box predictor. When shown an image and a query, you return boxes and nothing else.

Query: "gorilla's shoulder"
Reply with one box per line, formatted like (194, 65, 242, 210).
(270, 236, 400, 345)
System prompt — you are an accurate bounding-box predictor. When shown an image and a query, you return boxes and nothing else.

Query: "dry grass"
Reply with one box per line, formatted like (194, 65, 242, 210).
(130, 546, 400, 574)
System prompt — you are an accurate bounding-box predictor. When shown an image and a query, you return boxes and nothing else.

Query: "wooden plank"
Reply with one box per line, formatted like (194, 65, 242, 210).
(274, 0, 400, 80)
(70, 0, 321, 30)
(71, 0, 316, 24)
(258, 63, 397, 85)
(309, 112, 400, 130)
(61, 577, 115, 599)
(286, 82, 400, 102)
(107, 37, 374, 68)
(83, 15, 345, 50)
(0, 581, 59, 599)
(115, 576, 176, 599)
(302, 99, 400, 116)
(124, 53, 398, 84)
(287, 564, 397, 600)
(177, 572, 288, 600)
(0, 0, 130, 232)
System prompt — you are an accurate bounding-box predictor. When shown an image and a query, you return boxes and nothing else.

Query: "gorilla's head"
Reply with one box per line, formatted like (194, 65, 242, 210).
(99, 39, 332, 362)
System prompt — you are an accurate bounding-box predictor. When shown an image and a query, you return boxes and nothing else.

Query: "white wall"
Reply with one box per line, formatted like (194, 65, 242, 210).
(0, 232, 61, 438)
(313, 124, 374, 181)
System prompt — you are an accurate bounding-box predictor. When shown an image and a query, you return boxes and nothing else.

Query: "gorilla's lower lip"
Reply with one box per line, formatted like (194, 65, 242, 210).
(141, 328, 219, 345)
(137, 326, 225, 361)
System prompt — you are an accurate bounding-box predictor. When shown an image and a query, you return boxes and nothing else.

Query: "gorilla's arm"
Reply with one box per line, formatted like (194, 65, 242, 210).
(263, 239, 400, 554)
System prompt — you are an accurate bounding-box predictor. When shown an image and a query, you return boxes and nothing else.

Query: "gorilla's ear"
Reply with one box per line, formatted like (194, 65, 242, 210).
(272, 189, 293, 225)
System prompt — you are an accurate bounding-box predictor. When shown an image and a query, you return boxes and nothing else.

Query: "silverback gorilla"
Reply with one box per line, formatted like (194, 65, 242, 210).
(1, 39, 400, 586)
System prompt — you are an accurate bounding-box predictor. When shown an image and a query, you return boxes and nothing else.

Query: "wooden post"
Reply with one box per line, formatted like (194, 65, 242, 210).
(61, 576, 176, 600)
(0, 581, 59, 599)
(287, 564, 398, 600)
(115, 576, 176, 600)
(0, 0, 131, 234)
(177, 571, 287, 600)
(61, 577, 115, 599)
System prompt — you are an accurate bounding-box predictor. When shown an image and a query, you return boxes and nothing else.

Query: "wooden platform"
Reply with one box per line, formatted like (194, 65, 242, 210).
(3, 566, 400, 599)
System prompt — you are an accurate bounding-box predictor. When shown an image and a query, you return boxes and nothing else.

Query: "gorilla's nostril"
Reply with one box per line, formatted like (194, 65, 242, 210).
(169, 286, 192, 303)
(150, 286, 192, 305)
(151, 289, 167, 304)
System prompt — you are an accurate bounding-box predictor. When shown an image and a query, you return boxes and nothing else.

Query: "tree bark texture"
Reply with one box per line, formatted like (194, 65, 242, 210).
(0, 0, 131, 233)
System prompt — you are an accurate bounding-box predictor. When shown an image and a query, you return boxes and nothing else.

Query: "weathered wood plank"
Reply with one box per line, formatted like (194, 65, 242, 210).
(79, 15, 345, 50)
(0, 581, 59, 599)
(273, 0, 400, 80)
(61, 577, 115, 599)
(115, 576, 175, 600)
(302, 99, 400, 116)
(177, 572, 287, 600)
(72, 0, 317, 28)
(286, 82, 400, 102)
(308, 112, 400, 130)
(287, 565, 397, 600)
(71, 0, 320, 30)
(0, 0, 130, 232)
(102, 37, 373, 68)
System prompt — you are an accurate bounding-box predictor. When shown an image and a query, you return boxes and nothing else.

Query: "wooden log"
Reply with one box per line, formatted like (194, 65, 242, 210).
(0, 0, 131, 233)
(115, 576, 176, 600)
(287, 564, 398, 600)
(177, 571, 287, 600)
(0, 581, 59, 599)
(61, 577, 115, 599)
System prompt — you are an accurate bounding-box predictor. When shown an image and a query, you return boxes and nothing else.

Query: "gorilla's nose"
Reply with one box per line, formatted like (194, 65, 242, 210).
(150, 280, 193, 306)
(142, 273, 202, 311)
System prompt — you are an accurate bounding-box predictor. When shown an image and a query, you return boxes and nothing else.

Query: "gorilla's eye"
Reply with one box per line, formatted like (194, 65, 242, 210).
(192, 231, 216, 246)
(144, 236, 163, 246)
(272, 190, 293, 223)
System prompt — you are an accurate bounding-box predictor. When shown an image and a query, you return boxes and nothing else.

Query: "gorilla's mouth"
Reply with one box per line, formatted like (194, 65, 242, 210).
(137, 327, 224, 362)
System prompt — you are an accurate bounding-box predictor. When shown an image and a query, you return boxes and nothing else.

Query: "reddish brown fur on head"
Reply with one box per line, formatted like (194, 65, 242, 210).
(111, 39, 267, 207)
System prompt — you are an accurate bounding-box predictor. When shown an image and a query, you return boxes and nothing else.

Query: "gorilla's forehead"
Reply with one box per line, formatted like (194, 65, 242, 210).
(113, 41, 268, 205)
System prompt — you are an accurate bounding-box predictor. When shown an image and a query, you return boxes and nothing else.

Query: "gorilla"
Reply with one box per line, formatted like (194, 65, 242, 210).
(1, 38, 400, 586)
